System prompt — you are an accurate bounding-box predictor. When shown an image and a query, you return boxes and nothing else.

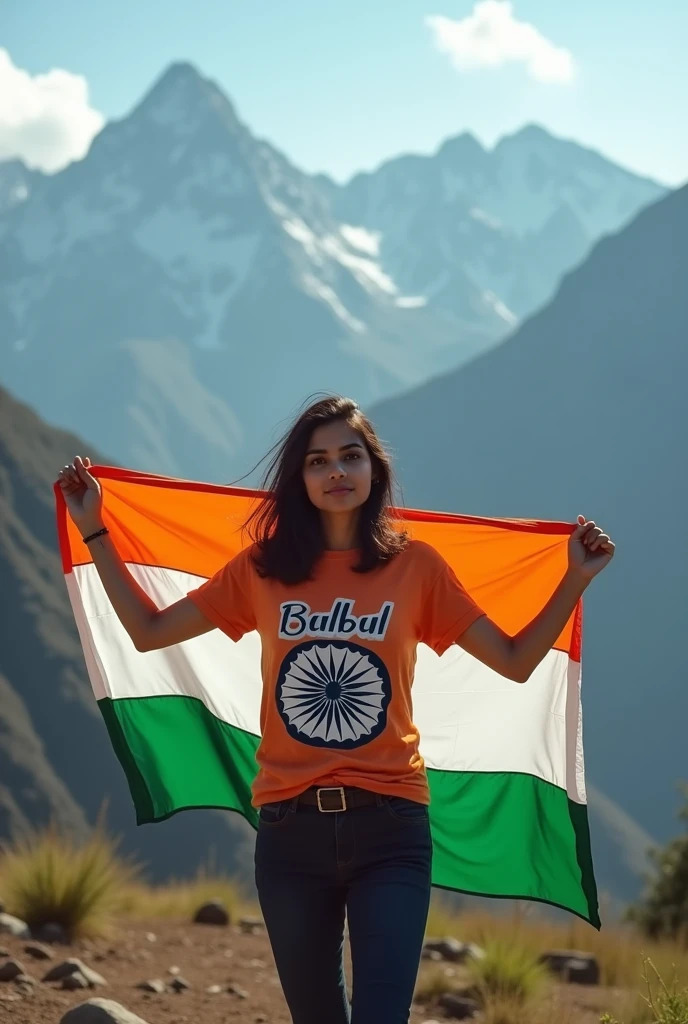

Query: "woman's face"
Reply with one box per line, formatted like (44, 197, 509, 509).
(302, 420, 374, 514)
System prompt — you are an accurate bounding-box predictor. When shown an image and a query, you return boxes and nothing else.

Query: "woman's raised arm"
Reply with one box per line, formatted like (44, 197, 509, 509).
(457, 516, 615, 683)
(56, 456, 215, 652)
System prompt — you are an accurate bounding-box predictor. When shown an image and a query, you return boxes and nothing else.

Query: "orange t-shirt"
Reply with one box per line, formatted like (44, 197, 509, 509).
(187, 539, 484, 807)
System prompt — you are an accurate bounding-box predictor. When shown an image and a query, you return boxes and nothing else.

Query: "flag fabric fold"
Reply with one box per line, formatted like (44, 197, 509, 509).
(55, 466, 599, 927)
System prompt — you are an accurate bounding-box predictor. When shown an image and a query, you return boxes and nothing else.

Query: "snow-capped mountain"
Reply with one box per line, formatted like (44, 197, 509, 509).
(0, 63, 488, 482)
(0, 63, 667, 483)
(325, 124, 665, 321)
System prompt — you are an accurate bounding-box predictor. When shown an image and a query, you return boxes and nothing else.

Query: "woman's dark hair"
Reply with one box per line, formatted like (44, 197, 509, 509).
(245, 395, 407, 584)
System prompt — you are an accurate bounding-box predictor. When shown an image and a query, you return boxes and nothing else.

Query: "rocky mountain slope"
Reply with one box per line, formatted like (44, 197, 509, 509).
(0, 384, 254, 880)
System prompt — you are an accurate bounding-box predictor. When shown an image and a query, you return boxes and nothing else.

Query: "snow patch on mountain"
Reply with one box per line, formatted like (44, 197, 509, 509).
(470, 207, 503, 231)
(339, 224, 381, 256)
(301, 273, 366, 333)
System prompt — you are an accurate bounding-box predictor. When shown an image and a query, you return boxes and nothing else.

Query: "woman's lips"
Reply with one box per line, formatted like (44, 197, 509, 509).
(326, 486, 354, 495)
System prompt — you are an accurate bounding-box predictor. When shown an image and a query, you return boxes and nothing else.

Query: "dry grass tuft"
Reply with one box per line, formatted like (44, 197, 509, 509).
(468, 937, 549, 1004)
(0, 822, 139, 939)
(118, 869, 247, 921)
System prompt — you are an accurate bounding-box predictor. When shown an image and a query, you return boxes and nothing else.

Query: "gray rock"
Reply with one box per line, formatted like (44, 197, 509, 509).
(63, 972, 91, 990)
(205, 984, 223, 994)
(136, 979, 166, 994)
(59, 997, 152, 1024)
(169, 976, 190, 992)
(167, 964, 180, 975)
(239, 915, 264, 934)
(33, 921, 69, 944)
(422, 937, 480, 964)
(24, 941, 54, 960)
(0, 913, 31, 939)
(538, 949, 600, 985)
(44, 958, 107, 986)
(0, 959, 25, 981)
(228, 982, 249, 999)
(193, 899, 229, 926)
(437, 992, 480, 1019)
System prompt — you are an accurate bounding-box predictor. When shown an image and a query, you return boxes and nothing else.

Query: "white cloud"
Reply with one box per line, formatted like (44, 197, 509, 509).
(426, 1, 575, 84)
(0, 49, 105, 173)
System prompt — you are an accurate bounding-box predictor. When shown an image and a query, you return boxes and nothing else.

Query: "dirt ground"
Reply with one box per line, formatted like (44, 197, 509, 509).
(0, 917, 619, 1024)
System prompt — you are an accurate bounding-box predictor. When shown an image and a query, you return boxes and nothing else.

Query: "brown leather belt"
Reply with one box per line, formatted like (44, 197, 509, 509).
(297, 786, 379, 812)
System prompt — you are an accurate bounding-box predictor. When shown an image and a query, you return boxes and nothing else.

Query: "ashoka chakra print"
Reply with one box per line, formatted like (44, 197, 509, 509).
(276, 640, 391, 749)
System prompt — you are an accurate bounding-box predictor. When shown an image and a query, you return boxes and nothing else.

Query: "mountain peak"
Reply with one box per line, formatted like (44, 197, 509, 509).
(133, 60, 241, 130)
(437, 131, 486, 165)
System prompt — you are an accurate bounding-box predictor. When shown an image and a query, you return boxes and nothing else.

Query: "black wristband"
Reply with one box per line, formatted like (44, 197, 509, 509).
(83, 527, 109, 544)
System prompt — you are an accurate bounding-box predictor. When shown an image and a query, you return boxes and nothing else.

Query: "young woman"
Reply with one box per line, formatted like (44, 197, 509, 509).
(56, 395, 615, 1024)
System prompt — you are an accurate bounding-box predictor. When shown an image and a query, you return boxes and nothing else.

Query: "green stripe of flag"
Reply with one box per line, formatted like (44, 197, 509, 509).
(100, 694, 598, 926)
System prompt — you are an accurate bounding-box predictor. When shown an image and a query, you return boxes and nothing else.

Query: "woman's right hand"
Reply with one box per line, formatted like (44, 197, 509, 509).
(56, 456, 103, 534)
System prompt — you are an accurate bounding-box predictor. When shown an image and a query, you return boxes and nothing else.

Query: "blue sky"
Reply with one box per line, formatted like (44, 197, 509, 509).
(3, 0, 687, 184)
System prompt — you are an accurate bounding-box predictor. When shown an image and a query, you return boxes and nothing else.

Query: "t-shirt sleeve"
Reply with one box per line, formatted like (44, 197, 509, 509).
(186, 548, 257, 642)
(419, 554, 485, 656)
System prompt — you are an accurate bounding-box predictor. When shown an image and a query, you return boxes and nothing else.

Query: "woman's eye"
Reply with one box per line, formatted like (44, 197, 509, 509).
(344, 452, 360, 460)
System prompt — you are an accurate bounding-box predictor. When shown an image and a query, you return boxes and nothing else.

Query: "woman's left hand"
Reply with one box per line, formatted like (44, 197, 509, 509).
(568, 515, 616, 580)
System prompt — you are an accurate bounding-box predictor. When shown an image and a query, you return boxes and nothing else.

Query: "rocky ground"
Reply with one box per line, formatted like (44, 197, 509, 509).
(0, 915, 622, 1024)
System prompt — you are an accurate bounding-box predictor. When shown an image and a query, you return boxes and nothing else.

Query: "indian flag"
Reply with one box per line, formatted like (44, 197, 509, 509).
(55, 466, 599, 927)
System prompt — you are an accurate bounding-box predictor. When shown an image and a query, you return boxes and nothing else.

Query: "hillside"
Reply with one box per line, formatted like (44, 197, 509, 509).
(0, 385, 254, 879)
(371, 185, 688, 851)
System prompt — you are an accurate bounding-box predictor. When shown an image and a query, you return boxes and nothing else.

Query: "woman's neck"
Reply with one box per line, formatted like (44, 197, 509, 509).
(322, 511, 359, 551)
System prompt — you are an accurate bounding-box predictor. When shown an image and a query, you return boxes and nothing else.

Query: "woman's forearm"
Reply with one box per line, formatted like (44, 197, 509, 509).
(79, 518, 159, 650)
(510, 568, 588, 681)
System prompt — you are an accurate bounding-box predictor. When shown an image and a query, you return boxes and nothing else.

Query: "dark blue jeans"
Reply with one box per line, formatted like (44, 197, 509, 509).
(254, 792, 433, 1024)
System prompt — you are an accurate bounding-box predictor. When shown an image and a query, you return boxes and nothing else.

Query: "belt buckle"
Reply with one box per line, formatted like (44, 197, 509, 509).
(316, 787, 347, 812)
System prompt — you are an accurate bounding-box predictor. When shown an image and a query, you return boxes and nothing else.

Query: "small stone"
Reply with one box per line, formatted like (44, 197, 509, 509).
(44, 958, 107, 987)
(437, 992, 480, 1019)
(422, 937, 479, 964)
(63, 971, 91, 990)
(0, 959, 25, 982)
(59, 997, 153, 1023)
(167, 964, 180, 975)
(136, 979, 166, 994)
(239, 916, 264, 934)
(0, 949, 9, 957)
(0, 913, 31, 939)
(169, 976, 190, 992)
(193, 899, 229, 926)
(145, 932, 156, 943)
(255, 1015, 268, 1023)
(205, 984, 223, 994)
(538, 949, 600, 985)
(227, 982, 249, 999)
(24, 942, 54, 961)
(249, 958, 266, 969)
(33, 921, 69, 944)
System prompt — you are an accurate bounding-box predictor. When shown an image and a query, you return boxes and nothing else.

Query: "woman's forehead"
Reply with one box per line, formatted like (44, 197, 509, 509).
(308, 421, 364, 450)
